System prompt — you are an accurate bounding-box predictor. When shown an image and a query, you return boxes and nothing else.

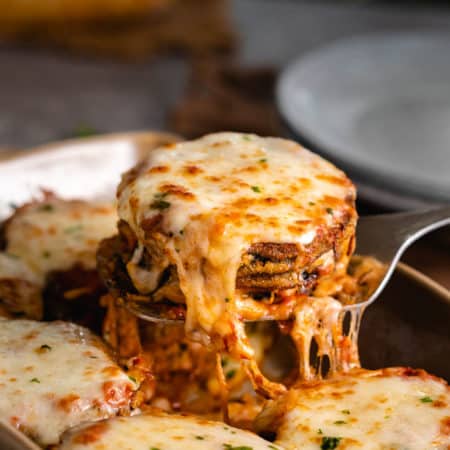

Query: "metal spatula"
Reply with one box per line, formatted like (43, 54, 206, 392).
(349, 206, 450, 309)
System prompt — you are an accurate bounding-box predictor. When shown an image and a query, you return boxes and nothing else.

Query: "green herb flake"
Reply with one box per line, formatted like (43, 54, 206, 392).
(384, 415, 391, 419)
(73, 123, 98, 138)
(42, 251, 51, 259)
(221, 357, 229, 367)
(150, 199, 171, 210)
(242, 135, 253, 141)
(420, 396, 433, 403)
(38, 204, 54, 212)
(259, 158, 267, 163)
(341, 410, 350, 415)
(268, 446, 278, 450)
(195, 436, 205, 440)
(40, 344, 52, 351)
(226, 369, 237, 380)
(223, 445, 253, 450)
(326, 207, 334, 215)
(308, 201, 316, 206)
(318, 429, 323, 435)
(128, 375, 137, 384)
(30, 378, 40, 383)
(64, 224, 83, 234)
(320, 437, 341, 450)
(5, 253, 19, 259)
(251, 186, 262, 193)
(150, 447, 161, 450)
(333, 421, 346, 425)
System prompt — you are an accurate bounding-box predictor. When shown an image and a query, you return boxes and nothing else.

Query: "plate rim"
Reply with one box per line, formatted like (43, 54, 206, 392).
(0, 130, 180, 163)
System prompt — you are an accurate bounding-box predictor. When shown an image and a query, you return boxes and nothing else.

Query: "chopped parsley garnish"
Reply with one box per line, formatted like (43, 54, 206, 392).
(40, 344, 52, 351)
(242, 135, 252, 141)
(223, 445, 253, 450)
(30, 378, 40, 383)
(195, 435, 205, 440)
(150, 199, 171, 210)
(150, 447, 161, 450)
(42, 251, 51, 258)
(73, 123, 98, 138)
(251, 186, 262, 193)
(64, 224, 83, 234)
(226, 369, 237, 380)
(268, 446, 278, 450)
(221, 357, 229, 367)
(318, 429, 323, 435)
(128, 375, 137, 384)
(420, 396, 433, 403)
(38, 204, 54, 212)
(333, 420, 346, 425)
(326, 207, 334, 215)
(320, 437, 341, 449)
(308, 201, 316, 206)
(259, 158, 267, 163)
(384, 415, 391, 419)
(341, 410, 350, 415)
(5, 253, 18, 259)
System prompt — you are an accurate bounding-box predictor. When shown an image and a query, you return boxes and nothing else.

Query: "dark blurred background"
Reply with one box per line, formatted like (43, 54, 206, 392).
(1, 0, 450, 148)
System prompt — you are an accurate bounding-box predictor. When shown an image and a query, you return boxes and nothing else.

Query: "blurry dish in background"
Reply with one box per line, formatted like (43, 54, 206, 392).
(0, 0, 235, 60)
(278, 31, 450, 209)
(0, 0, 170, 24)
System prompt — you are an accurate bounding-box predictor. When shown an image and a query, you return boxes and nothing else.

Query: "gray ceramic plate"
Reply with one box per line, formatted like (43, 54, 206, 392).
(277, 31, 450, 209)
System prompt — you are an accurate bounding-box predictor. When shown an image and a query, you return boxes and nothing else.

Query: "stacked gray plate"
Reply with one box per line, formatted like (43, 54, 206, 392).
(277, 31, 450, 210)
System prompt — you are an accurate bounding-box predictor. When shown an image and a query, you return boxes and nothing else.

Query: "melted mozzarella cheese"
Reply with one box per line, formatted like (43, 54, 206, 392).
(118, 133, 356, 371)
(0, 253, 40, 284)
(3, 198, 117, 284)
(256, 368, 450, 450)
(58, 411, 282, 450)
(0, 319, 137, 446)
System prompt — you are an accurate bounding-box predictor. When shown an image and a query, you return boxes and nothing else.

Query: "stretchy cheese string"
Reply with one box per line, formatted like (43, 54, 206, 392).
(215, 352, 230, 423)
